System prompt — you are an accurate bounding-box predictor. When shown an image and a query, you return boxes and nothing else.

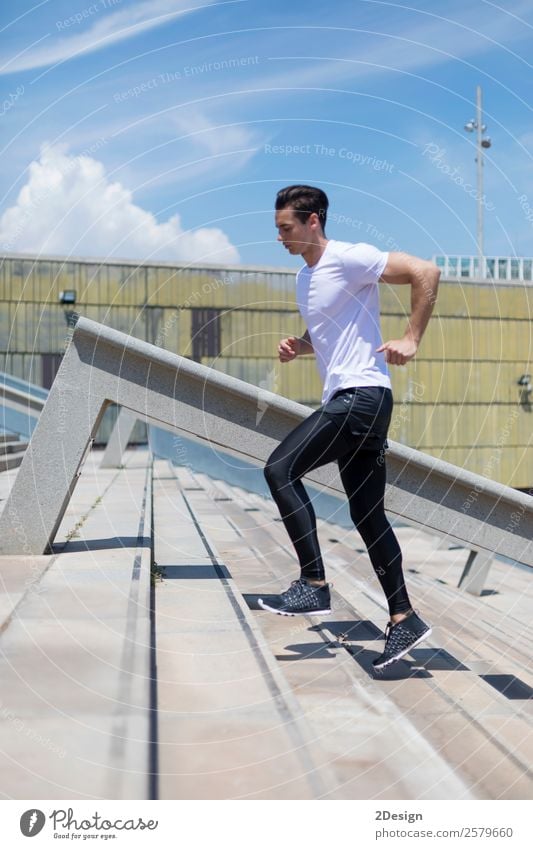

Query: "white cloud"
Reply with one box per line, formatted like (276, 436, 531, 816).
(0, 0, 220, 76)
(0, 143, 240, 263)
(172, 108, 258, 156)
(104, 106, 261, 193)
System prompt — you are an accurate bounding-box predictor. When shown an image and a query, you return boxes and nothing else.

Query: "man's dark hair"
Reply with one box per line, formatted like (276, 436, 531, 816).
(275, 184, 328, 231)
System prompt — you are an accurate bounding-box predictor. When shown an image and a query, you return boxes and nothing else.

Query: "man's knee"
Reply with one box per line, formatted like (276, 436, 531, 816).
(264, 449, 292, 490)
(264, 456, 282, 490)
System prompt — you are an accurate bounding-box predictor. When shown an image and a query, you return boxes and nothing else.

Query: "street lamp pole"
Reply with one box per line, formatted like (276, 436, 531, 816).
(476, 86, 484, 263)
(464, 85, 491, 276)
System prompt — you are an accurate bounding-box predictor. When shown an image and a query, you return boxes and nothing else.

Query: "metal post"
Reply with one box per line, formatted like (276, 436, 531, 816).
(464, 87, 491, 278)
(476, 85, 484, 269)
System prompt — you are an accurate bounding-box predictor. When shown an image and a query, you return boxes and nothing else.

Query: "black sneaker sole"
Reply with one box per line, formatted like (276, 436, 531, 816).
(257, 598, 331, 616)
(372, 626, 432, 671)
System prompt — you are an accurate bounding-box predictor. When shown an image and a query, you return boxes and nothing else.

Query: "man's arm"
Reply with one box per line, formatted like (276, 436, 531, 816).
(377, 252, 440, 365)
(299, 329, 314, 354)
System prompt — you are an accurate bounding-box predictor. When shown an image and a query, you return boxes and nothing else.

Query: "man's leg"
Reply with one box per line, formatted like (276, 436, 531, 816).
(264, 409, 356, 583)
(337, 448, 413, 620)
(339, 450, 433, 671)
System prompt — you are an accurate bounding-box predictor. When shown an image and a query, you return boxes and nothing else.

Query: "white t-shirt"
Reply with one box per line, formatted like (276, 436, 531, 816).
(296, 239, 391, 403)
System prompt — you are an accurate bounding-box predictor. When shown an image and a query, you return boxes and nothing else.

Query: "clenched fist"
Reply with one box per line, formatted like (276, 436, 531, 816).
(278, 336, 301, 362)
(376, 336, 418, 366)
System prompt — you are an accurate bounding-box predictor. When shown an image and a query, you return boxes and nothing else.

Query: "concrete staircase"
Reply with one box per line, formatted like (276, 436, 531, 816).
(152, 460, 532, 800)
(0, 448, 531, 799)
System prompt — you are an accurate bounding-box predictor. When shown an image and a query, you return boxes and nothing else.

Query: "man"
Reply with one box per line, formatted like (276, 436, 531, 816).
(257, 184, 440, 671)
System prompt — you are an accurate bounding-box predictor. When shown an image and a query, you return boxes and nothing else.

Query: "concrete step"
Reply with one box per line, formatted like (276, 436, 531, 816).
(181, 468, 533, 800)
(0, 432, 19, 444)
(0, 449, 153, 799)
(320, 523, 533, 669)
(0, 449, 26, 473)
(265, 489, 533, 687)
(152, 459, 343, 800)
(322, 566, 533, 800)
(0, 440, 29, 455)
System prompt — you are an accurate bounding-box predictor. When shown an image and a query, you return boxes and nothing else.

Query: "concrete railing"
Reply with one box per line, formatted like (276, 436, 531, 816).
(0, 381, 45, 425)
(0, 316, 531, 572)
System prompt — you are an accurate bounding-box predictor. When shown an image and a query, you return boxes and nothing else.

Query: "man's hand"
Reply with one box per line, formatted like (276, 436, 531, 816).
(278, 330, 314, 362)
(376, 336, 418, 366)
(278, 336, 301, 362)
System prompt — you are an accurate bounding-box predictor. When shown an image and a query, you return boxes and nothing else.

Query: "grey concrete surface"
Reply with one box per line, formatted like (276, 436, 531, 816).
(458, 549, 495, 595)
(152, 460, 343, 799)
(100, 408, 138, 469)
(0, 450, 153, 799)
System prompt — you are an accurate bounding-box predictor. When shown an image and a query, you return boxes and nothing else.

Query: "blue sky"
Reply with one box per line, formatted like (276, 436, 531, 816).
(1, 0, 533, 268)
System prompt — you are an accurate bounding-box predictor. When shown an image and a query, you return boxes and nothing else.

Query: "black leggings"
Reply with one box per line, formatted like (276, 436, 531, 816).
(264, 387, 412, 616)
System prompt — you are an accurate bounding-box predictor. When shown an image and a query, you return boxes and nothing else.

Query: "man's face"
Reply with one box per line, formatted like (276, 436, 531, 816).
(275, 207, 314, 255)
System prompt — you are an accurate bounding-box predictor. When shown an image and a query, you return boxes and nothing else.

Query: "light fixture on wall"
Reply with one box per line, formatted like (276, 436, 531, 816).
(59, 290, 79, 337)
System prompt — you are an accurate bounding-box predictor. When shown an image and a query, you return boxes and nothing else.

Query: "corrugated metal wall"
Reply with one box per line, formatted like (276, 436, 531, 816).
(1, 254, 531, 489)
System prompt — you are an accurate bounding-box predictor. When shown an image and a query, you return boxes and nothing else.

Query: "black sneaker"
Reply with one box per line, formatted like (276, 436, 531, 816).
(257, 578, 331, 616)
(373, 610, 432, 670)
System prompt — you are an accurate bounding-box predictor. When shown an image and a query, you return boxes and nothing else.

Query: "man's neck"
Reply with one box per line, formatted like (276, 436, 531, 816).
(302, 237, 329, 267)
